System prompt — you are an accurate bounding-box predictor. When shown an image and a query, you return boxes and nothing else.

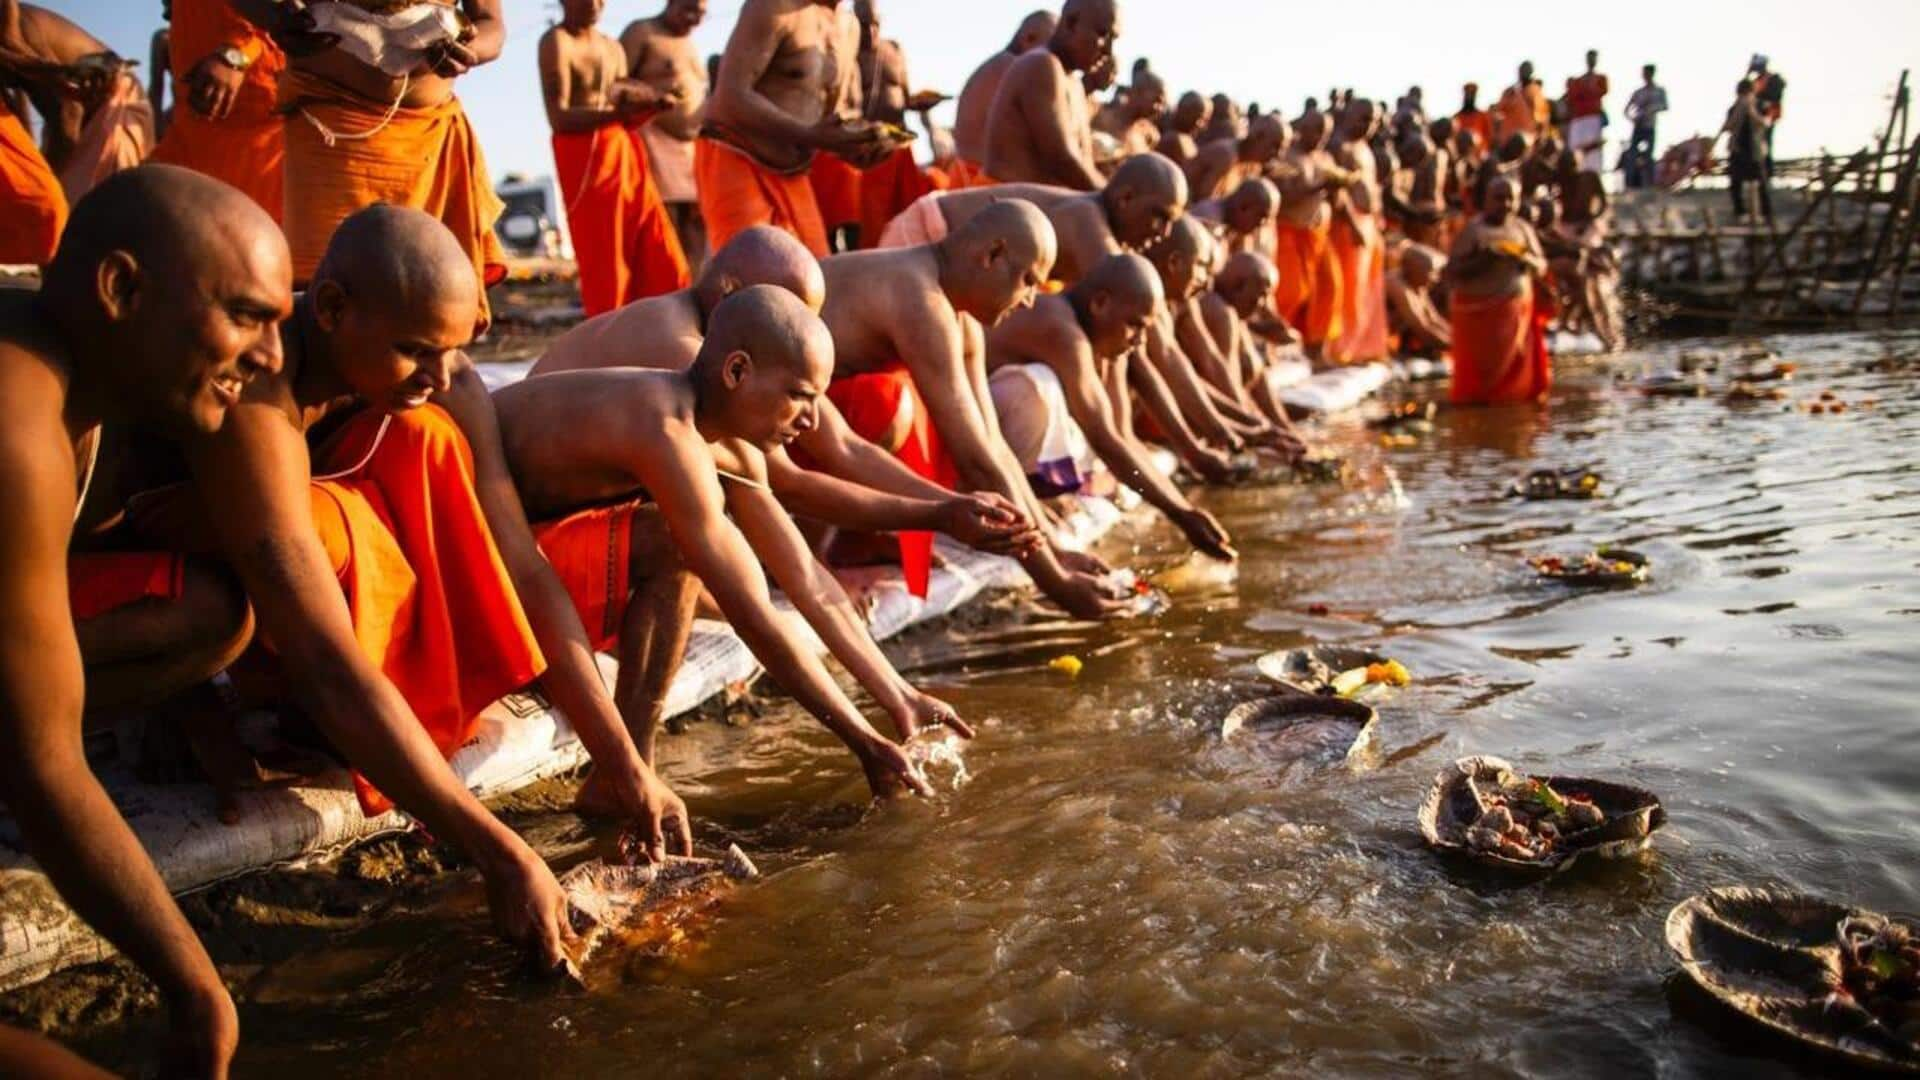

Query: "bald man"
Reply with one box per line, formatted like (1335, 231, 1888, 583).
(0, 166, 285, 1078)
(1327, 98, 1390, 364)
(819, 200, 1127, 617)
(127, 206, 694, 975)
(1191, 176, 1279, 255)
(539, 0, 690, 317)
(849, 0, 948, 250)
(981, 0, 1119, 190)
(1092, 63, 1165, 162)
(987, 252, 1234, 560)
(1154, 90, 1210, 166)
(1196, 250, 1315, 435)
(1185, 110, 1288, 202)
(621, 0, 712, 265)
(495, 287, 947, 797)
(951, 9, 1055, 186)
(1199, 93, 1243, 145)
(1130, 214, 1242, 482)
(881, 152, 1186, 287)
(1272, 107, 1354, 360)
(1386, 242, 1451, 358)
(1446, 175, 1549, 405)
(699, 0, 891, 258)
(1391, 129, 1449, 250)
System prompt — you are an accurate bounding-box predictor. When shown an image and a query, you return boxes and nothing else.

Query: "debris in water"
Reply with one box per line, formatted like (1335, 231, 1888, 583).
(556, 846, 759, 981)
(1048, 655, 1085, 678)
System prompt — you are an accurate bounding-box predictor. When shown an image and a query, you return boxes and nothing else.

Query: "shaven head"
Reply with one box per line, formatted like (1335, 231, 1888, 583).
(1071, 251, 1163, 357)
(1483, 175, 1518, 224)
(1294, 107, 1328, 151)
(1145, 213, 1213, 300)
(1170, 90, 1209, 135)
(695, 225, 826, 316)
(943, 198, 1057, 326)
(1102, 151, 1188, 249)
(1222, 177, 1280, 237)
(1053, 0, 1119, 73)
(1338, 97, 1379, 141)
(1401, 243, 1444, 288)
(692, 285, 832, 450)
(1243, 111, 1290, 164)
(308, 205, 478, 413)
(43, 164, 290, 436)
(1128, 67, 1167, 119)
(1215, 250, 1277, 319)
(1011, 9, 1055, 52)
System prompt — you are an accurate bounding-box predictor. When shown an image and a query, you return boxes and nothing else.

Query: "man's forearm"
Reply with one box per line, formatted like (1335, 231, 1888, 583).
(511, 561, 647, 780)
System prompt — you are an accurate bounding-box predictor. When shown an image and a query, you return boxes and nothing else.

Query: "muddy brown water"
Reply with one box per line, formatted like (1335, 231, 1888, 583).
(39, 332, 1920, 1077)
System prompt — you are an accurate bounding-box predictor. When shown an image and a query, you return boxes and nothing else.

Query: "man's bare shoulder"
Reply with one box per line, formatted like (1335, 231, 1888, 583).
(1005, 47, 1065, 89)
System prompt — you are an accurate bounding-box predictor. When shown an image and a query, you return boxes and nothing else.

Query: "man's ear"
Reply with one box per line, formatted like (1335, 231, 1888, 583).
(984, 237, 1008, 268)
(720, 273, 743, 297)
(722, 349, 752, 388)
(311, 279, 349, 333)
(95, 250, 140, 323)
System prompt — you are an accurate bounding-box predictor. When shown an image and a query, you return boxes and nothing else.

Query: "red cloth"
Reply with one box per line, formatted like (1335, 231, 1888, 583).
(1454, 109, 1492, 153)
(68, 552, 184, 621)
(809, 151, 863, 232)
(945, 157, 998, 189)
(148, 0, 286, 220)
(532, 499, 640, 654)
(1449, 281, 1550, 405)
(824, 365, 956, 598)
(1273, 220, 1344, 347)
(0, 107, 67, 265)
(694, 136, 829, 258)
(552, 124, 691, 317)
(304, 406, 546, 815)
(1567, 73, 1609, 119)
(857, 145, 941, 251)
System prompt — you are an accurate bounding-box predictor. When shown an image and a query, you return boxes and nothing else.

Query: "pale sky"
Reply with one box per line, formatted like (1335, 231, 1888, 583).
(42, 0, 1920, 181)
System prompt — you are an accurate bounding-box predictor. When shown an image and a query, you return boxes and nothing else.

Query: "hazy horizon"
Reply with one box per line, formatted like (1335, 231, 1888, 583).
(38, 0, 1920, 185)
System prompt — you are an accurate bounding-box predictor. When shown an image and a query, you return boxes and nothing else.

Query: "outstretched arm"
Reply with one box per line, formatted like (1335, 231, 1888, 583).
(1128, 337, 1233, 481)
(0, 399, 236, 1077)
(727, 482, 970, 742)
(641, 428, 929, 796)
(1144, 312, 1241, 450)
(439, 370, 689, 859)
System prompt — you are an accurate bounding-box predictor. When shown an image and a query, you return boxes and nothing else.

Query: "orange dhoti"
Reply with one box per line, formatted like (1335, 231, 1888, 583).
(1449, 281, 1551, 406)
(57, 71, 155, 205)
(694, 136, 828, 259)
(281, 71, 507, 328)
(858, 146, 943, 251)
(304, 406, 545, 815)
(1272, 220, 1344, 350)
(0, 107, 67, 265)
(809, 151, 862, 243)
(553, 124, 691, 317)
(945, 158, 998, 190)
(1327, 215, 1389, 364)
(532, 499, 643, 654)
(149, 0, 286, 219)
(825, 365, 957, 598)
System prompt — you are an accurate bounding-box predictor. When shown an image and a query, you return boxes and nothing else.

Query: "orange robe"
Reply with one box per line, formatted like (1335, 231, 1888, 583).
(809, 151, 862, 238)
(694, 136, 828, 258)
(149, 0, 286, 221)
(823, 366, 956, 598)
(945, 157, 998, 189)
(1454, 109, 1491, 154)
(552, 123, 691, 317)
(1272, 219, 1343, 348)
(69, 552, 184, 621)
(280, 71, 507, 328)
(857, 145, 944, 251)
(1449, 281, 1551, 406)
(1327, 213, 1389, 364)
(56, 72, 154, 205)
(0, 106, 68, 265)
(305, 406, 545, 815)
(532, 499, 641, 654)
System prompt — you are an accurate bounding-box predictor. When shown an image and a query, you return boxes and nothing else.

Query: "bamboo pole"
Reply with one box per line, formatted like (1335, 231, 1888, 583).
(1851, 134, 1920, 318)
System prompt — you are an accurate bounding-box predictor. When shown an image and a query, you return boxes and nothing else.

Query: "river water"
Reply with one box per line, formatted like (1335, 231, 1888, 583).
(72, 332, 1920, 1076)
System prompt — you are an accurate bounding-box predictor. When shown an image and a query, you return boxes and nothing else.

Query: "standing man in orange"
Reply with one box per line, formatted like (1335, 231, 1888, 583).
(147, 0, 284, 220)
(981, 0, 1120, 190)
(0, 0, 70, 263)
(234, 0, 511, 327)
(1493, 61, 1550, 145)
(622, 0, 711, 267)
(539, 0, 690, 317)
(1272, 107, 1352, 361)
(1453, 81, 1491, 154)
(850, 0, 948, 249)
(701, 0, 893, 258)
(1327, 98, 1389, 364)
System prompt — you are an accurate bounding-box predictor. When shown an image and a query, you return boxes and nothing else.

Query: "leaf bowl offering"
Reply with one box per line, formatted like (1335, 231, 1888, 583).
(1418, 755, 1666, 874)
(1509, 466, 1604, 501)
(1255, 645, 1410, 699)
(1529, 546, 1649, 587)
(1666, 887, 1920, 1073)
(1218, 690, 1377, 766)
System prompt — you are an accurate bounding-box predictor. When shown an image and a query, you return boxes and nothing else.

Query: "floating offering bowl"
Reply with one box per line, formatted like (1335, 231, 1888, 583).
(1509, 466, 1604, 501)
(1291, 453, 1352, 486)
(1217, 691, 1377, 765)
(558, 845, 759, 977)
(1666, 887, 1920, 1072)
(1418, 755, 1665, 874)
(1529, 546, 1650, 587)
(1255, 645, 1409, 699)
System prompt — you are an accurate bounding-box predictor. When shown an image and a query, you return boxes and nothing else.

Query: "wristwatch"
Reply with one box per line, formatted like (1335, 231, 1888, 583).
(217, 45, 251, 71)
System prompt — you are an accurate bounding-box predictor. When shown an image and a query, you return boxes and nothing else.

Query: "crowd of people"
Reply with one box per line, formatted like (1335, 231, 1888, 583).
(0, 1, 1686, 1074)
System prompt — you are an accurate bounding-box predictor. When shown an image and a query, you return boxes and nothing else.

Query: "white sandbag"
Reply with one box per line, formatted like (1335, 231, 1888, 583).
(1277, 363, 1392, 415)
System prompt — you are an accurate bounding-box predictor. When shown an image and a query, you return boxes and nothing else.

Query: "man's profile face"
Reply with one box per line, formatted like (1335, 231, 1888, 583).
(980, 243, 1050, 328)
(729, 337, 828, 450)
(1060, 5, 1119, 73)
(324, 286, 474, 414)
(1114, 186, 1180, 249)
(561, 0, 603, 28)
(664, 0, 706, 34)
(137, 225, 291, 435)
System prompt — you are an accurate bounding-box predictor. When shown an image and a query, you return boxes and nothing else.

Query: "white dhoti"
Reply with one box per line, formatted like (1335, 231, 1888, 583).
(877, 191, 950, 249)
(1569, 114, 1605, 173)
(989, 363, 1094, 498)
(639, 122, 697, 205)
